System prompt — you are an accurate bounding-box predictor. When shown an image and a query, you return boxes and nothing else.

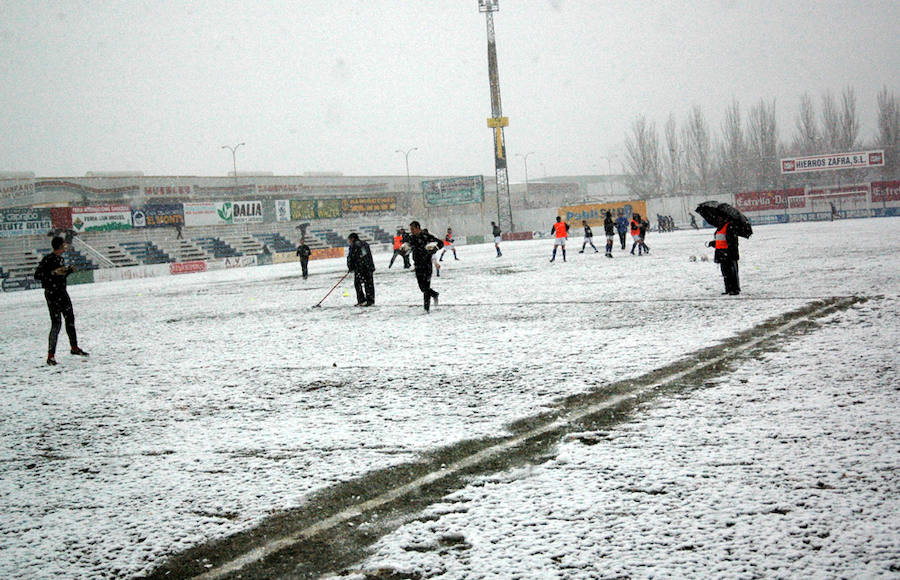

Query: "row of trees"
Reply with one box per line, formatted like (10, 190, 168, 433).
(624, 86, 900, 198)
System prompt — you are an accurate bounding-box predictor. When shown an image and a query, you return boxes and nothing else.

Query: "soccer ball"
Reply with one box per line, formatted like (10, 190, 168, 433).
(400, 242, 412, 255)
(425, 241, 439, 252)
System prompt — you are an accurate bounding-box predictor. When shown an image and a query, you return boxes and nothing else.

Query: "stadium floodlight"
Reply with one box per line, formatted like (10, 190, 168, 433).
(478, 0, 498, 13)
(222, 142, 245, 195)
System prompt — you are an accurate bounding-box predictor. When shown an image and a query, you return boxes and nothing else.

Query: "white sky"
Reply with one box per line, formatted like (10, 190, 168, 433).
(1, 0, 898, 178)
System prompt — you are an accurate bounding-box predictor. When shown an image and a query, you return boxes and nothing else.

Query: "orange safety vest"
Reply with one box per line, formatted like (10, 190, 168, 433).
(445, 234, 453, 244)
(714, 223, 729, 249)
(393, 235, 402, 250)
(553, 221, 568, 238)
(630, 219, 640, 236)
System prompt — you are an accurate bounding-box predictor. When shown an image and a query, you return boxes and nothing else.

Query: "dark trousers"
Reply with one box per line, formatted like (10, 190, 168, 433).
(389, 249, 410, 268)
(354, 270, 374, 304)
(415, 267, 439, 311)
(720, 260, 740, 294)
(46, 291, 77, 356)
(618, 231, 626, 249)
(300, 258, 309, 279)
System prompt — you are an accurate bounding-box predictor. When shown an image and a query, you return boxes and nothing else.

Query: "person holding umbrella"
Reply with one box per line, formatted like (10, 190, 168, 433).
(696, 201, 752, 296)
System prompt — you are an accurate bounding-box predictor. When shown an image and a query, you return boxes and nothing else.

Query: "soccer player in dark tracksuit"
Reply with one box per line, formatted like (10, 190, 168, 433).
(34, 236, 89, 366)
(404, 221, 443, 312)
(347, 233, 375, 306)
(296, 240, 311, 279)
(603, 211, 616, 257)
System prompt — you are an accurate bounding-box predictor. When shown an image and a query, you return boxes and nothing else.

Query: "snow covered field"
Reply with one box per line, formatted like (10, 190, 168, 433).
(1, 218, 898, 578)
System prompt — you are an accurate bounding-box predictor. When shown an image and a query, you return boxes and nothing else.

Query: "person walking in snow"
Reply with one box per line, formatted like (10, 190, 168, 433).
(615, 212, 629, 250)
(388, 227, 411, 269)
(579, 220, 599, 253)
(629, 213, 642, 255)
(439, 227, 459, 261)
(296, 238, 311, 279)
(550, 216, 569, 262)
(346, 233, 375, 306)
(639, 216, 651, 255)
(34, 236, 89, 366)
(491, 221, 502, 257)
(603, 210, 615, 258)
(404, 221, 443, 311)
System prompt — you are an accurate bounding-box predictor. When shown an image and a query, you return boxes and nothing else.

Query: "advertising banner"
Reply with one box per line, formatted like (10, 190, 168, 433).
(183, 202, 232, 226)
(341, 196, 397, 214)
(558, 200, 647, 227)
(310, 247, 344, 260)
(781, 150, 885, 174)
(71, 205, 133, 233)
(0, 180, 35, 205)
(290, 200, 316, 220)
(224, 255, 258, 269)
(0, 207, 53, 237)
(170, 261, 207, 275)
(275, 200, 291, 222)
(232, 200, 263, 223)
(872, 181, 900, 203)
(422, 176, 484, 206)
(315, 198, 342, 219)
(143, 185, 192, 199)
(132, 204, 184, 228)
(734, 188, 805, 212)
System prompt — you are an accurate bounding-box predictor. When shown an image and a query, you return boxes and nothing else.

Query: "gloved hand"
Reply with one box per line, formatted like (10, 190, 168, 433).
(707, 241, 715, 248)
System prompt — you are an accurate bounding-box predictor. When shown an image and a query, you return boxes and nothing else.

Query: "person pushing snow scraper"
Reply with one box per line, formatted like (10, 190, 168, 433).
(347, 233, 375, 306)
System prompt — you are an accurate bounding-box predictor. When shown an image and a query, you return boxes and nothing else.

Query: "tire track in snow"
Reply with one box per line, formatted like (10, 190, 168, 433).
(141, 296, 863, 580)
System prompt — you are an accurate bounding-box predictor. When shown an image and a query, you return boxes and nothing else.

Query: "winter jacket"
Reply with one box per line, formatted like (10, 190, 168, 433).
(403, 231, 444, 270)
(604, 215, 615, 236)
(492, 224, 502, 237)
(711, 222, 740, 263)
(347, 239, 375, 273)
(34, 252, 73, 296)
(616, 216, 628, 233)
(296, 244, 311, 259)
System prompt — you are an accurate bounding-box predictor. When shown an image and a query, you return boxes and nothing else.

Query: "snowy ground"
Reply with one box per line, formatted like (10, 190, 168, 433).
(1, 218, 898, 578)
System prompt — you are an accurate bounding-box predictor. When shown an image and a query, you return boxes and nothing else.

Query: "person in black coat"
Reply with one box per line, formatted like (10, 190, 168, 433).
(708, 220, 741, 295)
(603, 210, 615, 257)
(403, 221, 443, 311)
(296, 238, 311, 279)
(346, 233, 375, 306)
(34, 236, 89, 365)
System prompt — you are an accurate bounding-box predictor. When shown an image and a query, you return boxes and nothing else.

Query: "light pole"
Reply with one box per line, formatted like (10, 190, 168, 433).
(515, 151, 534, 205)
(598, 155, 615, 196)
(222, 142, 245, 195)
(395, 147, 418, 197)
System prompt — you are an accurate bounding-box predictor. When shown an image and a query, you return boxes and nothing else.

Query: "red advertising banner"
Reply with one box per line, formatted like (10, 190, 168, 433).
(734, 188, 804, 212)
(871, 181, 900, 203)
(50, 207, 73, 230)
(170, 261, 207, 275)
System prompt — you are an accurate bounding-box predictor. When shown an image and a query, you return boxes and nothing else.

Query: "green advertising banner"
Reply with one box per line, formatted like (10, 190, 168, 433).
(315, 199, 342, 219)
(422, 176, 484, 206)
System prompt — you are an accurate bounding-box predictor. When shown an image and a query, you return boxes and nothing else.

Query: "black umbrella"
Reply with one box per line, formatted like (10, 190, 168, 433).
(695, 201, 753, 238)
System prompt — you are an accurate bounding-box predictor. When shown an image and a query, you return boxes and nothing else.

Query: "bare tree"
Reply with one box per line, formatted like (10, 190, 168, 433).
(663, 113, 683, 195)
(875, 86, 899, 178)
(719, 99, 747, 194)
(837, 86, 860, 152)
(681, 105, 714, 194)
(624, 116, 662, 198)
(746, 98, 779, 189)
(792, 92, 819, 155)
(821, 91, 841, 152)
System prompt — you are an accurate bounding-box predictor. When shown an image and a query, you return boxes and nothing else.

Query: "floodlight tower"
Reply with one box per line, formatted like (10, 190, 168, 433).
(479, 0, 514, 232)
